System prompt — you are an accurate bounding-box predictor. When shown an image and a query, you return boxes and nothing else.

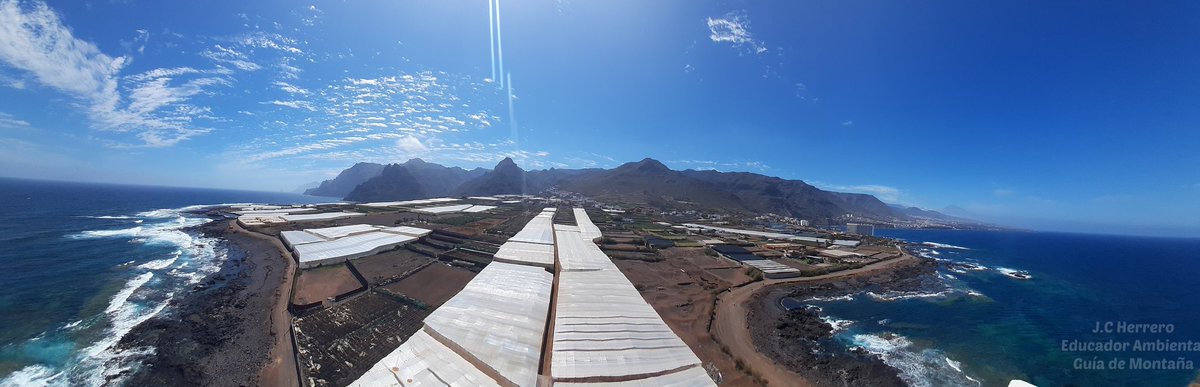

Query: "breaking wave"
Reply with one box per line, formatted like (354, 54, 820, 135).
(849, 332, 981, 387)
(922, 242, 970, 250)
(3, 206, 225, 386)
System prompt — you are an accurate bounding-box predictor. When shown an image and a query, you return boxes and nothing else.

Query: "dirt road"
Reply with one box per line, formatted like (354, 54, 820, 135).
(232, 222, 301, 387)
(710, 254, 920, 386)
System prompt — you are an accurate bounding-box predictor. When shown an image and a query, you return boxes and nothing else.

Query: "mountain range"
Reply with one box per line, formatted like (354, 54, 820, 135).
(307, 157, 971, 225)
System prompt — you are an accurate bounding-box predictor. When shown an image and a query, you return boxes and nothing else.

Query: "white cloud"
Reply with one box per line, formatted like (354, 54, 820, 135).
(0, 0, 230, 147)
(815, 182, 906, 204)
(273, 81, 309, 95)
(0, 111, 30, 128)
(670, 159, 771, 171)
(993, 188, 1015, 197)
(841, 120, 854, 127)
(264, 99, 315, 111)
(396, 135, 427, 153)
(706, 10, 767, 55)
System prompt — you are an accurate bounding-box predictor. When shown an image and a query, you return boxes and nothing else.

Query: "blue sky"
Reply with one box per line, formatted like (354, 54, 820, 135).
(0, 0, 1197, 237)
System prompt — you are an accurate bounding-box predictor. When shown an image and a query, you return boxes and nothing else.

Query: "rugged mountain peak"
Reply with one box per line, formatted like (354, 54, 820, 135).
(403, 158, 428, 166)
(495, 157, 522, 172)
(621, 158, 671, 174)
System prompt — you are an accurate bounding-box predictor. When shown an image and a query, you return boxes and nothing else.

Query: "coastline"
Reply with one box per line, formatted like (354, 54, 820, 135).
(115, 219, 297, 386)
(711, 253, 931, 386)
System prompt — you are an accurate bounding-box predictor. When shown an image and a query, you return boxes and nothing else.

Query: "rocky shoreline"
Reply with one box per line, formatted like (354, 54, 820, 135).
(746, 258, 939, 386)
(114, 219, 288, 386)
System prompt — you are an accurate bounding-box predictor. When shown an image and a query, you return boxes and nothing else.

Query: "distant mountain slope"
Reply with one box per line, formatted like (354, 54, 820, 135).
(341, 159, 485, 202)
(316, 157, 976, 225)
(679, 169, 894, 219)
(557, 158, 748, 210)
(304, 162, 385, 197)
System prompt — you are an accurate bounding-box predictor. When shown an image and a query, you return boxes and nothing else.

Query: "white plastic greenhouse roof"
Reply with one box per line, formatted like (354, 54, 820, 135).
(573, 208, 603, 241)
(413, 204, 474, 214)
(554, 224, 581, 233)
(468, 196, 501, 201)
(742, 259, 800, 274)
(423, 262, 553, 387)
(552, 269, 703, 380)
(305, 224, 379, 239)
(555, 230, 617, 272)
(359, 197, 461, 208)
(553, 366, 715, 386)
(348, 330, 500, 387)
(543, 207, 557, 212)
(280, 212, 365, 222)
(681, 223, 830, 244)
(832, 239, 861, 247)
(234, 207, 315, 215)
(509, 214, 555, 245)
(293, 231, 416, 268)
(493, 241, 555, 268)
(280, 230, 326, 249)
(379, 226, 433, 237)
(462, 205, 497, 213)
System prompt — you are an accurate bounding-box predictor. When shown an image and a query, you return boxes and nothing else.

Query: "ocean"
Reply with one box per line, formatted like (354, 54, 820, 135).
(784, 229, 1200, 386)
(0, 178, 330, 386)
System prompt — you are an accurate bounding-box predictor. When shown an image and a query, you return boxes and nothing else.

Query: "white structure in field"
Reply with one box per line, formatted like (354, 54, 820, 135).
(238, 210, 364, 226)
(682, 223, 831, 244)
(551, 210, 714, 385)
(423, 262, 553, 386)
(355, 198, 458, 206)
(349, 330, 499, 387)
(742, 259, 801, 279)
(351, 207, 715, 386)
(279, 224, 431, 268)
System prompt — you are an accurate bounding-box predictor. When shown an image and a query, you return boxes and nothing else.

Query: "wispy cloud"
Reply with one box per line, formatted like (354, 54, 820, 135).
(706, 10, 767, 55)
(814, 182, 906, 204)
(0, 111, 30, 129)
(0, 0, 235, 147)
(841, 120, 854, 127)
(670, 159, 771, 171)
(993, 188, 1015, 197)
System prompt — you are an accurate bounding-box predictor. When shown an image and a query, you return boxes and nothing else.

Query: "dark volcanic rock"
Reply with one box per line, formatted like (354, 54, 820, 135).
(745, 259, 940, 387)
(115, 221, 285, 387)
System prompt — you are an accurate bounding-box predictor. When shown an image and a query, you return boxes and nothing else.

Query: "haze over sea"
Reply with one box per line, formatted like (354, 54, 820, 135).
(0, 178, 328, 385)
(786, 229, 1200, 386)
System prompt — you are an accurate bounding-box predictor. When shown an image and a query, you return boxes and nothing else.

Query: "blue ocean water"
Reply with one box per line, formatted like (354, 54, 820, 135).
(785, 229, 1200, 386)
(0, 178, 331, 385)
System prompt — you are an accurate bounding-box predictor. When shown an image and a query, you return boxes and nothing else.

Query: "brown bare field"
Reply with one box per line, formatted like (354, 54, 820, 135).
(613, 248, 755, 386)
(292, 265, 363, 306)
(350, 249, 434, 286)
(382, 263, 476, 307)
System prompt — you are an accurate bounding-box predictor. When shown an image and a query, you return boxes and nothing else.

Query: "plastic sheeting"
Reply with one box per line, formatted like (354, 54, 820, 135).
(681, 223, 830, 244)
(493, 241, 555, 268)
(573, 208, 603, 241)
(554, 366, 715, 386)
(552, 269, 703, 380)
(280, 230, 326, 249)
(509, 212, 555, 245)
(279, 212, 365, 222)
(293, 231, 416, 268)
(554, 230, 616, 272)
(423, 262, 553, 387)
(305, 224, 379, 239)
(348, 330, 500, 387)
(413, 204, 474, 214)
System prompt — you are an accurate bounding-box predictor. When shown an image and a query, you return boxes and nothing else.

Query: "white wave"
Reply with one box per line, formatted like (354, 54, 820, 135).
(137, 256, 178, 270)
(821, 315, 855, 332)
(850, 332, 981, 387)
(805, 294, 856, 302)
(81, 215, 135, 219)
(867, 290, 953, 301)
(61, 320, 84, 330)
(996, 267, 1032, 280)
(922, 242, 970, 250)
(104, 273, 153, 315)
(0, 364, 64, 386)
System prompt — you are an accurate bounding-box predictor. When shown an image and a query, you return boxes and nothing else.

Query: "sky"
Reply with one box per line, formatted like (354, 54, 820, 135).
(0, 0, 1197, 237)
